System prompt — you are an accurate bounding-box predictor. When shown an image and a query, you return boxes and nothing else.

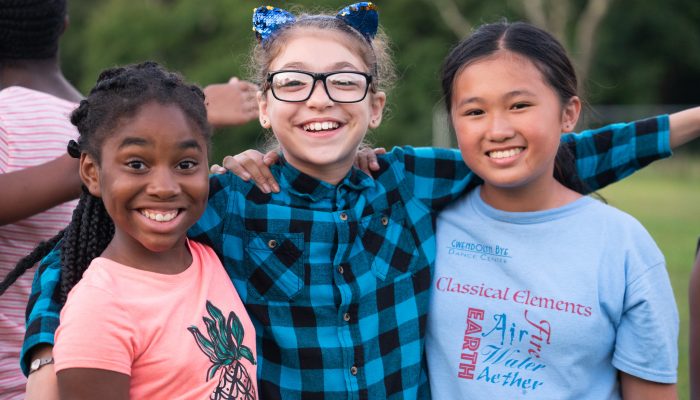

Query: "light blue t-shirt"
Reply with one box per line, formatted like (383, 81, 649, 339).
(426, 188, 678, 400)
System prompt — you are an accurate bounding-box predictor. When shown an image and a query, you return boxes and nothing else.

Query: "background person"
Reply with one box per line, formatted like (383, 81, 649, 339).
(0, 2, 81, 398)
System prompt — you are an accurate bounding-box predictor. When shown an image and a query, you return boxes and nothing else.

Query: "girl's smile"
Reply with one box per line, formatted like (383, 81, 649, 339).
(139, 209, 180, 223)
(486, 146, 525, 161)
(301, 119, 342, 134)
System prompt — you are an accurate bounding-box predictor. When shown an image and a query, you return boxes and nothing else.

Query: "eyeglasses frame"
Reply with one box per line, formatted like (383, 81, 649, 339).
(265, 70, 373, 103)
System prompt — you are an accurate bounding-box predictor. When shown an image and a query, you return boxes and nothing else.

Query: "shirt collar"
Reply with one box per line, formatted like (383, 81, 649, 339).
(275, 157, 376, 202)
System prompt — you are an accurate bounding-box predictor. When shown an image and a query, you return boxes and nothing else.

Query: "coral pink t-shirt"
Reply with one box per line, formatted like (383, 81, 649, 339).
(54, 240, 258, 399)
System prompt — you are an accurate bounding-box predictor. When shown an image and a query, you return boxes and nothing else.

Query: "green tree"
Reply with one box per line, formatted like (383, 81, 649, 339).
(60, 0, 699, 156)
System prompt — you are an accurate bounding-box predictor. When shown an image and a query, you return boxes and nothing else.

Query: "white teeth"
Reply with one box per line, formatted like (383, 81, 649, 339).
(488, 148, 523, 159)
(141, 210, 178, 222)
(303, 121, 339, 132)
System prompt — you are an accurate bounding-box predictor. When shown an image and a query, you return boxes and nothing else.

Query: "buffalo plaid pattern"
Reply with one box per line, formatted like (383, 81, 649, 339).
(23, 116, 670, 399)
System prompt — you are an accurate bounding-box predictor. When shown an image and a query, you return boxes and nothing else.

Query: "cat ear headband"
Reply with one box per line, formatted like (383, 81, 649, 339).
(252, 2, 378, 43)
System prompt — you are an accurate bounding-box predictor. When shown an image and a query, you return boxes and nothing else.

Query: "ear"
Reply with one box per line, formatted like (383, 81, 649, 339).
(561, 96, 581, 133)
(79, 153, 101, 198)
(61, 15, 70, 35)
(368, 91, 386, 129)
(257, 91, 271, 129)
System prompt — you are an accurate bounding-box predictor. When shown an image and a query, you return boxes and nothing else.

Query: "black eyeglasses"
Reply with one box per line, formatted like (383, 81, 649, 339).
(266, 70, 373, 103)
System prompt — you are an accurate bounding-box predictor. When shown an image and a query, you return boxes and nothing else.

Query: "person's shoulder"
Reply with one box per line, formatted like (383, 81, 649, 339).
(378, 145, 462, 173)
(75, 258, 123, 290)
(384, 145, 460, 159)
(188, 240, 221, 265)
(62, 260, 122, 309)
(0, 86, 76, 108)
(587, 199, 646, 228)
(586, 199, 660, 251)
(208, 171, 250, 196)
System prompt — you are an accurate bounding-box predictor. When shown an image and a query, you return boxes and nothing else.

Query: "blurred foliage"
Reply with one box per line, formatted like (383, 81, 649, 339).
(59, 0, 700, 162)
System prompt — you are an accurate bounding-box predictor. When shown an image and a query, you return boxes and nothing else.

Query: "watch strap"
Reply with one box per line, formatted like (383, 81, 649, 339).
(29, 357, 54, 374)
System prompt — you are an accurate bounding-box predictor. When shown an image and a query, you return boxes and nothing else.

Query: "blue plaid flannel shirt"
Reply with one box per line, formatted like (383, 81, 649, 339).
(22, 116, 670, 399)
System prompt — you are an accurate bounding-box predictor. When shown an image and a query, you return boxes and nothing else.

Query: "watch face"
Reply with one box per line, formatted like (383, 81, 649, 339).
(30, 359, 41, 370)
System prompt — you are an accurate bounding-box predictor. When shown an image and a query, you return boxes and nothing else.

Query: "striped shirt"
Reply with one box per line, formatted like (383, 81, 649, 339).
(23, 116, 670, 399)
(0, 86, 77, 399)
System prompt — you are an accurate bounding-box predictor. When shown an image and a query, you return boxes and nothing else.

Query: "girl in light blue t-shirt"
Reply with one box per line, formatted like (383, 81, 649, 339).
(426, 21, 678, 400)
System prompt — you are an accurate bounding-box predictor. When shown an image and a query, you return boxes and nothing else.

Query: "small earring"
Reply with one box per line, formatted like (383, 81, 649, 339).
(261, 118, 268, 127)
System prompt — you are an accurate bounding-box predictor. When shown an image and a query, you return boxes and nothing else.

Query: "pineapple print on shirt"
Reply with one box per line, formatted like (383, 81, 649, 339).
(189, 301, 257, 400)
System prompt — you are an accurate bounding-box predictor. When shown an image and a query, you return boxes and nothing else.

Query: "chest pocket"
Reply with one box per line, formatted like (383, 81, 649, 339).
(244, 231, 305, 302)
(360, 204, 419, 281)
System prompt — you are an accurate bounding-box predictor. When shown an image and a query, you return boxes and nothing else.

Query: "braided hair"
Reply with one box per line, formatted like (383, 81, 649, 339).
(0, 61, 211, 303)
(0, 0, 66, 61)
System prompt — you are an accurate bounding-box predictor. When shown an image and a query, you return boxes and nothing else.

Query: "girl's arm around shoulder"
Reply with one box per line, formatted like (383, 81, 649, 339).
(25, 345, 58, 400)
(384, 145, 479, 212)
(57, 368, 129, 400)
(561, 115, 671, 192)
(22, 243, 64, 376)
(188, 172, 242, 253)
(620, 372, 677, 400)
(564, 107, 700, 192)
(669, 106, 700, 148)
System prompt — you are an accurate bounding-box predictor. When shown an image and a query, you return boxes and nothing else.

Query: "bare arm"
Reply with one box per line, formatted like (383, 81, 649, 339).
(669, 106, 700, 148)
(620, 372, 677, 400)
(57, 368, 130, 400)
(25, 345, 58, 400)
(203, 77, 258, 128)
(690, 241, 700, 400)
(0, 154, 81, 226)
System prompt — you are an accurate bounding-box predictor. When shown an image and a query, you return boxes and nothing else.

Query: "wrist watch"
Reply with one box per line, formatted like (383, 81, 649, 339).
(28, 357, 54, 374)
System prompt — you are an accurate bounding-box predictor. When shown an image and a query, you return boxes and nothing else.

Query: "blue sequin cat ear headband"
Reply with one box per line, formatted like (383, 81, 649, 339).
(252, 2, 378, 43)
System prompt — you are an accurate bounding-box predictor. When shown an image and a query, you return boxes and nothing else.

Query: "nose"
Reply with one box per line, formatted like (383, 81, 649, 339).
(486, 112, 516, 142)
(146, 167, 181, 199)
(305, 80, 333, 109)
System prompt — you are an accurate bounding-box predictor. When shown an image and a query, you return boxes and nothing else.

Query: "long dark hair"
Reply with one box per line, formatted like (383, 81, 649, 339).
(0, 61, 211, 303)
(441, 21, 589, 193)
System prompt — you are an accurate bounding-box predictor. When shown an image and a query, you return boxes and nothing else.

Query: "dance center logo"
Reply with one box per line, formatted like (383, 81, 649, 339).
(447, 240, 511, 264)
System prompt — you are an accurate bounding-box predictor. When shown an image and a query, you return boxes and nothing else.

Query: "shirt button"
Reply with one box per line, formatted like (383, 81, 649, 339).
(338, 265, 345, 274)
(350, 366, 358, 376)
(380, 215, 389, 226)
(343, 312, 351, 322)
(267, 239, 277, 249)
(339, 212, 348, 221)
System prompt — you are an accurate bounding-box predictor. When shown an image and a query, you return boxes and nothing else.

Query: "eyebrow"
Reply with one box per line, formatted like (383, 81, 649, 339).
(117, 136, 203, 151)
(455, 90, 536, 107)
(118, 136, 149, 149)
(179, 139, 203, 151)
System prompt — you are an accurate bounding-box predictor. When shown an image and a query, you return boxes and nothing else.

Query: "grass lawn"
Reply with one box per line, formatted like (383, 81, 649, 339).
(597, 153, 700, 399)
